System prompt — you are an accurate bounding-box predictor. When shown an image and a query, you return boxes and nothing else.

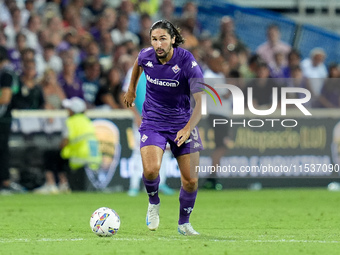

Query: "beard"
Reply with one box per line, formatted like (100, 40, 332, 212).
(157, 52, 167, 59)
(155, 45, 172, 59)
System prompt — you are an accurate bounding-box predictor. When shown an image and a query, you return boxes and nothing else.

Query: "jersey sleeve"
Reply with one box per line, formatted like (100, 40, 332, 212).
(137, 47, 152, 66)
(137, 51, 143, 66)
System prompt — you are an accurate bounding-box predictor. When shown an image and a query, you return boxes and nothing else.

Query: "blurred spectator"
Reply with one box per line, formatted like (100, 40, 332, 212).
(58, 27, 79, 53)
(62, 4, 87, 36)
(137, 13, 153, 48)
(45, 16, 64, 47)
(118, 53, 134, 80)
(269, 51, 288, 79)
(35, 43, 63, 78)
(34, 97, 101, 194)
(245, 62, 277, 108)
(182, 13, 201, 38)
(7, 33, 27, 73)
(90, 15, 111, 42)
(229, 68, 245, 90)
(256, 24, 291, 66)
(153, 0, 175, 22)
(119, 0, 140, 34)
(216, 33, 248, 60)
(283, 49, 301, 78)
(286, 65, 314, 108)
(203, 53, 231, 190)
(103, 7, 117, 31)
(0, 0, 14, 28)
(22, 14, 42, 53)
(301, 47, 328, 98)
(203, 52, 228, 92)
(21, 0, 35, 27)
(106, 67, 124, 109)
(239, 54, 261, 79)
(79, 39, 100, 65)
(40, 69, 66, 110)
(0, 45, 25, 194)
(181, 1, 202, 36)
(38, 0, 63, 21)
(225, 51, 240, 74)
(12, 59, 45, 110)
(60, 46, 80, 65)
(110, 13, 139, 46)
(318, 64, 340, 108)
(80, 56, 118, 109)
(62, 3, 78, 27)
(77, 34, 94, 62)
(112, 43, 128, 67)
(94, 81, 121, 109)
(0, 31, 8, 47)
(20, 47, 35, 64)
(58, 56, 84, 99)
(216, 16, 235, 40)
(132, 0, 159, 17)
(198, 31, 214, 59)
(180, 23, 198, 50)
(37, 29, 49, 50)
(87, 0, 108, 17)
(99, 32, 115, 72)
(70, 0, 93, 29)
(4, 7, 23, 49)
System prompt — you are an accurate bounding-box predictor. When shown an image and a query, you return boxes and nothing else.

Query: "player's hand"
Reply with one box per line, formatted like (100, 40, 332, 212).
(174, 126, 191, 147)
(123, 90, 136, 108)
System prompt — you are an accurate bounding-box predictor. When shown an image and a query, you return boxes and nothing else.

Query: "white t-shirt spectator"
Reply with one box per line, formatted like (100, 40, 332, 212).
(301, 58, 328, 96)
(111, 29, 139, 46)
(35, 53, 63, 78)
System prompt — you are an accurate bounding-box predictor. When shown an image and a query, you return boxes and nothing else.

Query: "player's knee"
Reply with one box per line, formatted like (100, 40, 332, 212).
(143, 165, 160, 180)
(182, 178, 198, 192)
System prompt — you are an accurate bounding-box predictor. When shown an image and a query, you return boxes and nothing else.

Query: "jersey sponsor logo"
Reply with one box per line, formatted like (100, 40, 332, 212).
(172, 64, 181, 73)
(141, 134, 148, 142)
(146, 75, 179, 87)
(191, 61, 198, 68)
(145, 61, 153, 68)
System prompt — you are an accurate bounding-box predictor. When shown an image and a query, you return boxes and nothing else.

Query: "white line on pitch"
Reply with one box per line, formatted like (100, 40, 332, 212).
(0, 238, 339, 244)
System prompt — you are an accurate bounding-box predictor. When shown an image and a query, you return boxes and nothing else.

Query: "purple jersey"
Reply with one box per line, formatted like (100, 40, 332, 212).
(58, 74, 84, 99)
(138, 47, 203, 132)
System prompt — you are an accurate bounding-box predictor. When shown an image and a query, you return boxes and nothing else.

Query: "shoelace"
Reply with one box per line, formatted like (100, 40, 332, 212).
(148, 206, 158, 220)
(184, 223, 198, 234)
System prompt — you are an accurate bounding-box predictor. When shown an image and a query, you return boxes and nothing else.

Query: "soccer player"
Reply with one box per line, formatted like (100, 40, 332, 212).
(124, 20, 204, 235)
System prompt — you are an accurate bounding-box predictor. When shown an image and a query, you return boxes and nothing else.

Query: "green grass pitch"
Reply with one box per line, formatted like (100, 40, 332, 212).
(0, 189, 340, 255)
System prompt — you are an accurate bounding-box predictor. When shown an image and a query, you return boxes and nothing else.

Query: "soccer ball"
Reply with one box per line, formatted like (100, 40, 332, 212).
(90, 207, 120, 237)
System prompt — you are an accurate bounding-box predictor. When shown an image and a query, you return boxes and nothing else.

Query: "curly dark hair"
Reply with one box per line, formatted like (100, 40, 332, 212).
(149, 20, 185, 47)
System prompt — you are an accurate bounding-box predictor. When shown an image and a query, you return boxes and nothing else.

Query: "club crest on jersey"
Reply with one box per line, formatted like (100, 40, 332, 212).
(145, 61, 153, 68)
(172, 64, 180, 73)
(141, 134, 148, 142)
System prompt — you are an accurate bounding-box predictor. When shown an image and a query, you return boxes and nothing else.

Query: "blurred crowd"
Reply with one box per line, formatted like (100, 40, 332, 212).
(0, 0, 339, 112)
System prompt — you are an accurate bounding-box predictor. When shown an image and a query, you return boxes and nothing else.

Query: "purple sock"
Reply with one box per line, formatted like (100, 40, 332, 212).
(178, 187, 197, 225)
(143, 174, 160, 204)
